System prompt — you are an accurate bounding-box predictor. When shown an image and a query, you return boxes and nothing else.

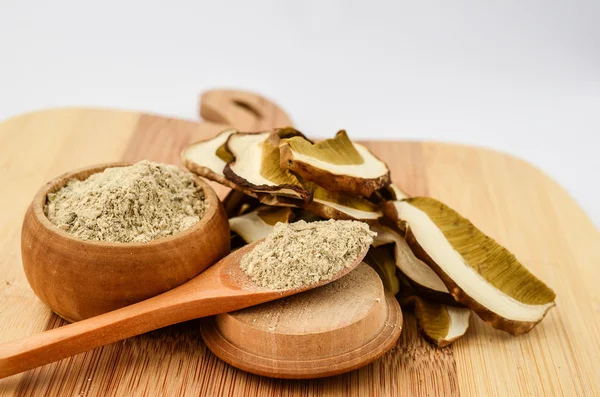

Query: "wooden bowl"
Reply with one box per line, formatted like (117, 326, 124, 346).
(21, 162, 230, 322)
(200, 264, 402, 379)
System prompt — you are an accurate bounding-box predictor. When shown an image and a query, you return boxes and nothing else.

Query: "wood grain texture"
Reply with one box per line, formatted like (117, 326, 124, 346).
(1, 239, 369, 379)
(199, 89, 293, 132)
(0, 105, 598, 395)
(200, 264, 402, 379)
(20, 164, 230, 322)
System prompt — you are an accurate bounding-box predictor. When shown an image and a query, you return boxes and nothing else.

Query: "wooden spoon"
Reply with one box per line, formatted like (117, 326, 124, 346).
(0, 241, 368, 379)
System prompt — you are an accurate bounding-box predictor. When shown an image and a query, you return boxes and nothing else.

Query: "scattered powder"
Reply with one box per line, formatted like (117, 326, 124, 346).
(45, 160, 206, 243)
(240, 220, 375, 290)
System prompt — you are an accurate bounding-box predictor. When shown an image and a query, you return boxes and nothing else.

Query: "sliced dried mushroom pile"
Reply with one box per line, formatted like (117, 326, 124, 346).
(182, 127, 556, 347)
(401, 293, 471, 348)
(384, 198, 556, 336)
(279, 130, 390, 197)
(183, 128, 384, 222)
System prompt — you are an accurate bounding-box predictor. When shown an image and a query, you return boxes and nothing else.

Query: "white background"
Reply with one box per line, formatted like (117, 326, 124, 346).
(1, 0, 599, 225)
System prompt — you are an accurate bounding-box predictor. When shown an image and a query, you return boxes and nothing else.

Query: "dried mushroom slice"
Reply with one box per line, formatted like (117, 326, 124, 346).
(279, 130, 390, 197)
(222, 176, 383, 222)
(370, 183, 410, 204)
(293, 209, 325, 223)
(215, 141, 234, 163)
(274, 126, 313, 142)
(304, 183, 383, 223)
(401, 295, 470, 348)
(258, 195, 304, 207)
(392, 197, 556, 335)
(363, 244, 400, 295)
(255, 205, 295, 225)
(222, 189, 300, 213)
(182, 129, 238, 189)
(388, 184, 410, 201)
(224, 132, 313, 202)
(222, 190, 261, 218)
(371, 224, 455, 304)
(229, 206, 295, 244)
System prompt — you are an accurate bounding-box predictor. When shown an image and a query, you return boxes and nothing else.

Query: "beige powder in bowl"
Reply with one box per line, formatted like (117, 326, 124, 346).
(45, 160, 206, 243)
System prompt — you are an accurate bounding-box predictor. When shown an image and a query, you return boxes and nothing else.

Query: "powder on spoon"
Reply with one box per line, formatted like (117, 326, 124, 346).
(240, 220, 375, 290)
(45, 160, 206, 243)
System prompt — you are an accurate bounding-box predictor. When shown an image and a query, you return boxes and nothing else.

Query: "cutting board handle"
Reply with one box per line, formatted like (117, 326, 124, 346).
(200, 90, 293, 131)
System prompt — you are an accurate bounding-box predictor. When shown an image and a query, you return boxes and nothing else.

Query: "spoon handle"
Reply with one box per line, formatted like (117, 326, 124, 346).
(0, 270, 243, 379)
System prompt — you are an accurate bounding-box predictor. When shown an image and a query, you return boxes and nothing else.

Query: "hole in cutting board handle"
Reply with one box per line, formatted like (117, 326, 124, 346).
(232, 100, 263, 120)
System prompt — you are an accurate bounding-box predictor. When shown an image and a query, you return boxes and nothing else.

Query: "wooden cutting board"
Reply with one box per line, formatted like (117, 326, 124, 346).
(0, 90, 598, 396)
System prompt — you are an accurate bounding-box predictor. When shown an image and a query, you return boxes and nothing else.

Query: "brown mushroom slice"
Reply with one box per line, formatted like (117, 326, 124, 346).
(371, 224, 455, 304)
(222, 190, 261, 218)
(224, 132, 312, 202)
(222, 189, 301, 213)
(217, 126, 307, 164)
(225, 180, 383, 222)
(370, 183, 411, 204)
(183, 130, 279, 202)
(402, 295, 470, 348)
(302, 183, 383, 223)
(388, 184, 410, 201)
(229, 206, 295, 244)
(279, 130, 390, 197)
(391, 197, 556, 335)
(215, 141, 234, 163)
(182, 129, 238, 189)
(363, 244, 400, 295)
(274, 126, 313, 142)
(293, 209, 325, 223)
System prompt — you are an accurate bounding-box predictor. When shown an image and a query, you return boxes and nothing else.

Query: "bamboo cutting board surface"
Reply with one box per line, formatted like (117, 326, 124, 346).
(0, 92, 599, 396)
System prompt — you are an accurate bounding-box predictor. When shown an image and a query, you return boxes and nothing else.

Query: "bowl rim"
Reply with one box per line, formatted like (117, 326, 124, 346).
(31, 161, 221, 248)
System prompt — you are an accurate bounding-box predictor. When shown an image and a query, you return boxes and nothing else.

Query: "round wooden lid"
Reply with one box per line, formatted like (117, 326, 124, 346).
(201, 263, 402, 379)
